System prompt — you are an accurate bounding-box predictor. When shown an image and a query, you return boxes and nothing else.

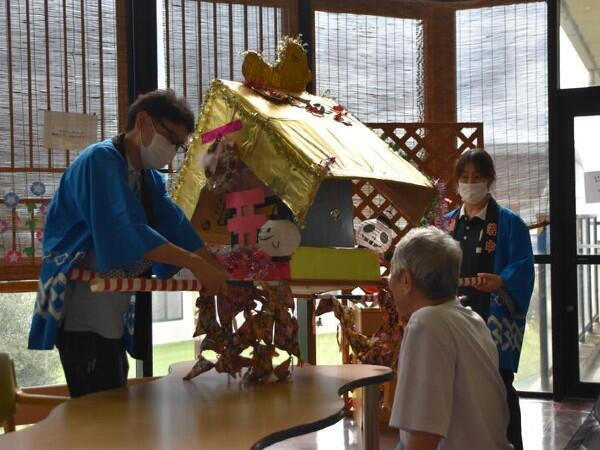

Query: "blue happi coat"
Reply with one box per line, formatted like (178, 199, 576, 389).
(448, 204, 534, 372)
(28, 139, 203, 352)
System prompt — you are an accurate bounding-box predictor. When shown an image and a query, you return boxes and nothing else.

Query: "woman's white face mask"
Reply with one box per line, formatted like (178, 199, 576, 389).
(458, 181, 489, 204)
(139, 120, 177, 170)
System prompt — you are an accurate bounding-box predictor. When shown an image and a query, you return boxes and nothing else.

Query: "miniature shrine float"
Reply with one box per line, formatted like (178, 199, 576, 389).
(169, 36, 434, 382)
(69, 37, 434, 384)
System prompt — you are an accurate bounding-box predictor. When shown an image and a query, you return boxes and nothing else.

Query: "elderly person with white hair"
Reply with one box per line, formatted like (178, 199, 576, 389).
(388, 226, 512, 450)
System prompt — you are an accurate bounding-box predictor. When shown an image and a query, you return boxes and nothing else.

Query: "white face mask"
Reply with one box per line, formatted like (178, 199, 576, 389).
(139, 120, 177, 170)
(458, 181, 489, 204)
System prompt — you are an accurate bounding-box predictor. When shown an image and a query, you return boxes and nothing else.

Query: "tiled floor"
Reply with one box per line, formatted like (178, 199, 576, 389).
(269, 398, 594, 449)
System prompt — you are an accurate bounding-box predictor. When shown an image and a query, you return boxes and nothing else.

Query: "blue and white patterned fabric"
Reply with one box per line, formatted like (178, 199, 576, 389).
(29, 139, 203, 352)
(448, 204, 534, 373)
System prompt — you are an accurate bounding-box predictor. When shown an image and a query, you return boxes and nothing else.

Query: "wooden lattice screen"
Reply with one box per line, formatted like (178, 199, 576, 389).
(355, 122, 484, 267)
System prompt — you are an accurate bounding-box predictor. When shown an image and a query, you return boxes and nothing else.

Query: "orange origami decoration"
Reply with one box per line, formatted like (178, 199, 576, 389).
(185, 282, 301, 383)
(315, 288, 405, 369)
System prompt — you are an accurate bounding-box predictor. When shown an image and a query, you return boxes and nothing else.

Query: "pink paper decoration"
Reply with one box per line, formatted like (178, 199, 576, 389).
(201, 119, 243, 144)
(226, 187, 267, 246)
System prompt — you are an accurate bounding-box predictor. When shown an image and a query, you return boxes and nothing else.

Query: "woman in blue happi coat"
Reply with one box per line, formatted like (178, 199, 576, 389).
(447, 148, 534, 450)
(28, 90, 229, 397)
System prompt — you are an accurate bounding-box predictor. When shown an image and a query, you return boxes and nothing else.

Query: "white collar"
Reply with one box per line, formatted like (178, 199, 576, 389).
(459, 202, 488, 220)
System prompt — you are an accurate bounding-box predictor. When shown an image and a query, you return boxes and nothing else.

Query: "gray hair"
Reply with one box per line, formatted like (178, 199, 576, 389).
(390, 226, 462, 301)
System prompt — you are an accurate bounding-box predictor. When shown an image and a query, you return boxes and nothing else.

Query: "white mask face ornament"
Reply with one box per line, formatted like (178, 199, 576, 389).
(257, 220, 301, 257)
(356, 218, 393, 253)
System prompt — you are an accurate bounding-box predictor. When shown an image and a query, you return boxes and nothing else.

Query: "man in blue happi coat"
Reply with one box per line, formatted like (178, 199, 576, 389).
(28, 90, 229, 397)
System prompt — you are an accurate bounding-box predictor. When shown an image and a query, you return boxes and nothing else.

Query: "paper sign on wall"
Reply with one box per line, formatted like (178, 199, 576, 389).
(43, 110, 98, 150)
(584, 171, 600, 203)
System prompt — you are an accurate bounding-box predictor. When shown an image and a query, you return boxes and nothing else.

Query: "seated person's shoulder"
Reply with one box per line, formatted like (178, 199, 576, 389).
(408, 301, 484, 340)
(407, 303, 453, 335)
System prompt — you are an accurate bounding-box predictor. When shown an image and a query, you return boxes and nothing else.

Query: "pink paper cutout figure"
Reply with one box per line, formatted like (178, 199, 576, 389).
(4, 250, 23, 265)
(226, 187, 267, 246)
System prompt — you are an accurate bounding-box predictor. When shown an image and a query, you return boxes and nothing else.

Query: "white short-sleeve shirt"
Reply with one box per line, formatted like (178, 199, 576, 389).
(389, 299, 512, 450)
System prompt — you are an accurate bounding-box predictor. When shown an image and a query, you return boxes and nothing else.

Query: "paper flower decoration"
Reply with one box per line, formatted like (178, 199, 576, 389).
(0, 219, 8, 234)
(30, 181, 46, 196)
(4, 250, 23, 265)
(3, 192, 19, 209)
(36, 228, 43, 242)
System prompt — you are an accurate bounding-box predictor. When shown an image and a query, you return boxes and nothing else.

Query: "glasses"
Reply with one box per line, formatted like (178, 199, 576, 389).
(151, 117, 189, 154)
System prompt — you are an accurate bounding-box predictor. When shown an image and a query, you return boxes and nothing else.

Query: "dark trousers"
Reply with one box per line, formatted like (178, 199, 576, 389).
(500, 369, 523, 450)
(56, 327, 129, 397)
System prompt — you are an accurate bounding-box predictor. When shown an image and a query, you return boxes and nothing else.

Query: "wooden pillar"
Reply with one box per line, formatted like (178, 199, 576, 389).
(297, 298, 317, 365)
(298, 0, 315, 94)
(116, 0, 129, 132)
(423, 9, 457, 123)
(119, 0, 158, 377)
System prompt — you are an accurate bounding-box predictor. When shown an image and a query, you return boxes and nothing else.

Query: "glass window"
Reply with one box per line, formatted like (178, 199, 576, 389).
(152, 291, 196, 376)
(560, 1, 600, 89)
(0, 292, 65, 387)
(515, 264, 553, 392)
(574, 116, 600, 255)
(316, 310, 343, 365)
(577, 264, 600, 383)
(152, 291, 184, 322)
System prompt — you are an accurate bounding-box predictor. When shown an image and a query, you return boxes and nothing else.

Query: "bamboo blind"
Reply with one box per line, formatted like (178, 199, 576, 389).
(161, 0, 298, 115)
(0, 0, 120, 281)
(313, 2, 550, 229)
(456, 2, 549, 228)
(314, 11, 423, 123)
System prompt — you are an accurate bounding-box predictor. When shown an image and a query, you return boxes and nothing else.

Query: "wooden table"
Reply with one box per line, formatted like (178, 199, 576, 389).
(0, 362, 392, 449)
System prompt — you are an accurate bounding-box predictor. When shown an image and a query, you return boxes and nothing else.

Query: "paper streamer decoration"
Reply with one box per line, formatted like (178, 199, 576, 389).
(201, 119, 243, 144)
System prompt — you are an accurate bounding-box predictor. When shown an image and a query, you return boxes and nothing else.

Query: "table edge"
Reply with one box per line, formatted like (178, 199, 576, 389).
(250, 367, 393, 449)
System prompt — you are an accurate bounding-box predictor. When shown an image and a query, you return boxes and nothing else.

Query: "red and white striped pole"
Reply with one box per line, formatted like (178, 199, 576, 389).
(67, 269, 202, 292)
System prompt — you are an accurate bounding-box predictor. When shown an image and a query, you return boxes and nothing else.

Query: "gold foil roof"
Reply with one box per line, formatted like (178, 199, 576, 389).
(172, 79, 433, 227)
